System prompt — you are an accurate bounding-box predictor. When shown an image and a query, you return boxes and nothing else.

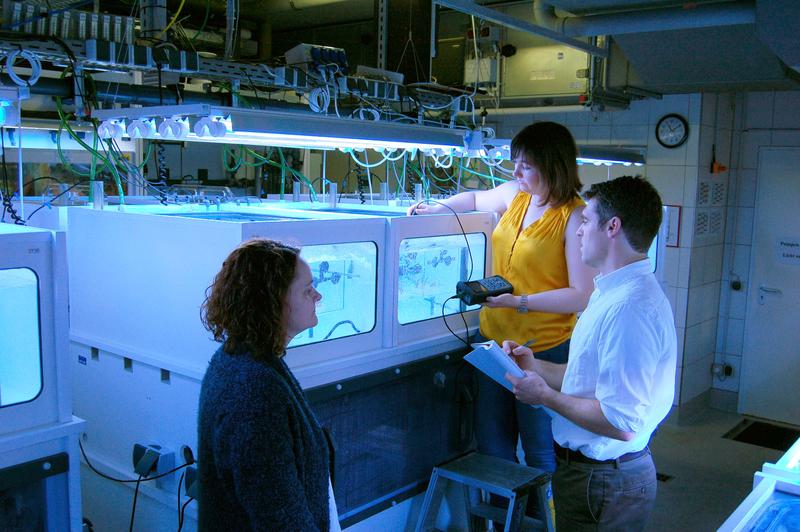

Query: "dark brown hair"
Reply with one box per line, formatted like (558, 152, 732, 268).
(511, 121, 582, 207)
(201, 239, 300, 360)
(584, 175, 663, 253)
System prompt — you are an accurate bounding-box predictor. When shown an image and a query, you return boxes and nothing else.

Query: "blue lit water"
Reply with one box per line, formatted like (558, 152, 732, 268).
(752, 493, 800, 531)
(308, 208, 406, 217)
(159, 212, 302, 222)
(0, 268, 42, 406)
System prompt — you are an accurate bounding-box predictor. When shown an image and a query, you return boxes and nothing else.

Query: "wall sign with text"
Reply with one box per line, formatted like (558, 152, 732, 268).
(776, 237, 800, 266)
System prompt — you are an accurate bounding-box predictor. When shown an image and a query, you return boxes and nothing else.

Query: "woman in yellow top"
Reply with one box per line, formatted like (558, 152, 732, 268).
(409, 121, 595, 474)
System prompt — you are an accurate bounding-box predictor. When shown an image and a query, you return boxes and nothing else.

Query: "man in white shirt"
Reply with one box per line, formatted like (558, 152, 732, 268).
(505, 176, 677, 531)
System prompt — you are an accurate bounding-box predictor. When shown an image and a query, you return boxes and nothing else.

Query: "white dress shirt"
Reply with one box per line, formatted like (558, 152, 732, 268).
(552, 259, 677, 461)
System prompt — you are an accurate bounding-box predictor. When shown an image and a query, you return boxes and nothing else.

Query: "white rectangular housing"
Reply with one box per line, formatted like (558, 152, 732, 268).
(0, 224, 71, 435)
(68, 204, 388, 380)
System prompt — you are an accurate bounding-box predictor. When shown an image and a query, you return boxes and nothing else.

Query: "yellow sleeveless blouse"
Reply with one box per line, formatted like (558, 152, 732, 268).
(479, 192, 584, 351)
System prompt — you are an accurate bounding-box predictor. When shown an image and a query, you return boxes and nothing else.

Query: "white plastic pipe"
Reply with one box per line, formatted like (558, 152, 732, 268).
(533, 0, 755, 38)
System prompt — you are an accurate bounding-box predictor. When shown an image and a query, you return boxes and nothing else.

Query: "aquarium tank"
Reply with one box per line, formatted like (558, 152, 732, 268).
(397, 233, 486, 324)
(289, 242, 379, 348)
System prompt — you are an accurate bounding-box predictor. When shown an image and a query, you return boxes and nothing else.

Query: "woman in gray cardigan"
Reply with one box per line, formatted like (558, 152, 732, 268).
(198, 238, 339, 531)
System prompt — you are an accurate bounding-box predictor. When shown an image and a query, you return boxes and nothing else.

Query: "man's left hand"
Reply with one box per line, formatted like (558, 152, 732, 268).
(506, 370, 553, 405)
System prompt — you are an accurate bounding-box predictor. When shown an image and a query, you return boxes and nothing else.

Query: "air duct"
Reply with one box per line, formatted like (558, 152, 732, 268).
(533, 0, 755, 38)
(756, 0, 800, 72)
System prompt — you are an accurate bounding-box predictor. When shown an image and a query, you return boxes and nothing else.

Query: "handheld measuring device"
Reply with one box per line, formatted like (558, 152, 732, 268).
(456, 275, 514, 306)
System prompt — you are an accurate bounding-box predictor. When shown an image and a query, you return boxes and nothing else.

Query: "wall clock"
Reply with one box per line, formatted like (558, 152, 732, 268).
(655, 114, 689, 148)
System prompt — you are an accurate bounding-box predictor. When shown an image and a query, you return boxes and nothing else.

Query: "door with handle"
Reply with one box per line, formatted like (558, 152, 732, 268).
(739, 148, 800, 424)
(757, 285, 782, 305)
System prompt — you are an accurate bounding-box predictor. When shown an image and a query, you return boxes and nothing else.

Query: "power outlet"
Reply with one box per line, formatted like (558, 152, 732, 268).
(711, 363, 734, 378)
(132, 443, 175, 487)
(184, 464, 198, 499)
(179, 445, 195, 466)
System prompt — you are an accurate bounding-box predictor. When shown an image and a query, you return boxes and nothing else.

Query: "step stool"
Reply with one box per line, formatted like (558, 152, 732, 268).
(415, 452, 555, 532)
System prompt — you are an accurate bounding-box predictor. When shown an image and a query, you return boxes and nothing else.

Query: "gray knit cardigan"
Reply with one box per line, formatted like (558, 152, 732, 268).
(198, 347, 331, 531)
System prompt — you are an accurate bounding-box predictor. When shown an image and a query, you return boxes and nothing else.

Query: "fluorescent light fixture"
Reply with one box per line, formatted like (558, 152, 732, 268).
(94, 104, 467, 152)
(478, 139, 646, 167)
(578, 146, 646, 167)
(0, 127, 135, 152)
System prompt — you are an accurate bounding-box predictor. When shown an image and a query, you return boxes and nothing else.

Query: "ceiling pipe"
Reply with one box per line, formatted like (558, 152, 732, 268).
(533, 0, 756, 38)
(461, 104, 586, 116)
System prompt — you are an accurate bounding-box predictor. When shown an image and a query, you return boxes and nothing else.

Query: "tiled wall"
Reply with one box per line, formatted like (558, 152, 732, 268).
(489, 94, 716, 406)
(681, 94, 735, 404)
(713, 91, 800, 396)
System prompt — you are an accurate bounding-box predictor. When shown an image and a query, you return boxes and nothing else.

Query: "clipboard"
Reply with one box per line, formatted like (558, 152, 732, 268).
(464, 340, 524, 393)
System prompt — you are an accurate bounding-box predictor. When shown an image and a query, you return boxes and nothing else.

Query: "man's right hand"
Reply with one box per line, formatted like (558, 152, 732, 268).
(506, 370, 552, 406)
(503, 340, 536, 371)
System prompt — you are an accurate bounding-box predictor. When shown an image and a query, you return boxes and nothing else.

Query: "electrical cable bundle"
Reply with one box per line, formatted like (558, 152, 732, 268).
(356, 167, 368, 204)
(156, 142, 169, 182)
(308, 86, 331, 114)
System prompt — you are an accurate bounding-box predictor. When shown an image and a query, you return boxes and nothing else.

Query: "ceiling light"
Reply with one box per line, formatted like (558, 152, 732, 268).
(94, 104, 467, 152)
(577, 146, 646, 167)
(478, 140, 646, 167)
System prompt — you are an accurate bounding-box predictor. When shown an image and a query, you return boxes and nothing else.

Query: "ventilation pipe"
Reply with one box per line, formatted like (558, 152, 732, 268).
(533, 0, 756, 38)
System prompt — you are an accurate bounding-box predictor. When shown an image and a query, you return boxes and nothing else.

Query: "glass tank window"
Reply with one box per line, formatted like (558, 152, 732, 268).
(0, 268, 42, 407)
(289, 242, 378, 348)
(647, 233, 658, 273)
(398, 233, 487, 325)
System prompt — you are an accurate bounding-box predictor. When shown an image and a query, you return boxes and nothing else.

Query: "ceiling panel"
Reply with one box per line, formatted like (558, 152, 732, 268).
(614, 24, 800, 92)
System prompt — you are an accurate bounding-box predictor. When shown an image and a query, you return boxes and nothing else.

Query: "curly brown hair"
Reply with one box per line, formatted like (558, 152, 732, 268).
(201, 238, 300, 360)
(511, 121, 582, 207)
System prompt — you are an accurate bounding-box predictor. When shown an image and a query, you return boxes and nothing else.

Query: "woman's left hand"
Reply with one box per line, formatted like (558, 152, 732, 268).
(484, 293, 519, 308)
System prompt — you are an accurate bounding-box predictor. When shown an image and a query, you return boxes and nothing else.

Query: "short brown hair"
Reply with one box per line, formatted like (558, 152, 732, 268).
(511, 121, 582, 207)
(583, 176, 663, 253)
(201, 239, 300, 360)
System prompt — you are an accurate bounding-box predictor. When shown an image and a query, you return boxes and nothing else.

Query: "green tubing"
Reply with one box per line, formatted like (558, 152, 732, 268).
(277, 148, 287, 199)
(458, 163, 510, 187)
(222, 146, 243, 172)
(191, 0, 211, 42)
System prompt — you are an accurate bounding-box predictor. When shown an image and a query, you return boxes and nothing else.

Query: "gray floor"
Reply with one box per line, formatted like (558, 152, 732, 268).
(646, 404, 784, 531)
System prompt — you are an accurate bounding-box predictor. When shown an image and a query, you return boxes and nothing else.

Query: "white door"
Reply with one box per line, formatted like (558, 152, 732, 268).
(739, 147, 800, 424)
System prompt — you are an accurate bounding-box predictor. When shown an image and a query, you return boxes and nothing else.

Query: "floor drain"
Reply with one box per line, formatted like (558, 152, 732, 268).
(723, 419, 800, 452)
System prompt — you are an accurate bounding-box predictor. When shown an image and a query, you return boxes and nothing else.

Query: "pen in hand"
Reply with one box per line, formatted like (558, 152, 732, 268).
(509, 339, 536, 372)
(507, 339, 535, 356)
